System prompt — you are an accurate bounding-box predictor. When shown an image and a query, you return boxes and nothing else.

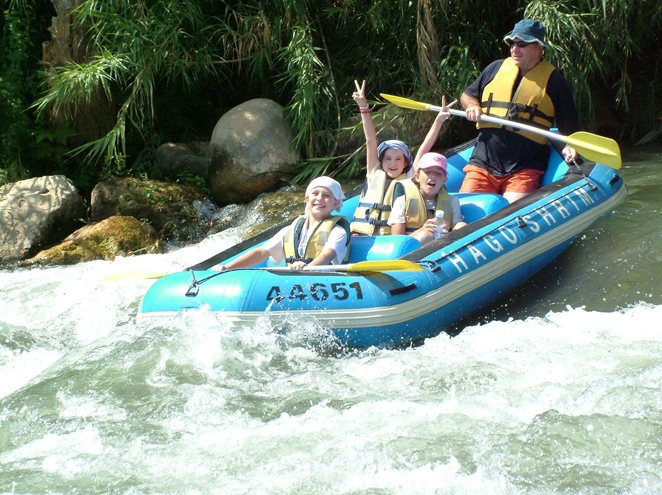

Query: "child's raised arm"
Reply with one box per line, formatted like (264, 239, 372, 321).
(353, 80, 379, 177)
(412, 95, 451, 171)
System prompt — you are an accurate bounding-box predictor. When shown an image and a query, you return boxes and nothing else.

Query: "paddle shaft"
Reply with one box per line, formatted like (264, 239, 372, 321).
(435, 105, 620, 167)
(379, 93, 622, 169)
(268, 260, 422, 273)
(433, 106, 572, 146)
(265, 265, 365, 273)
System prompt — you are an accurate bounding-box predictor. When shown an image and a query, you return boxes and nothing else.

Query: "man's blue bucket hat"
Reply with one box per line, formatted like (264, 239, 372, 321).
(503, 19, 547, 48)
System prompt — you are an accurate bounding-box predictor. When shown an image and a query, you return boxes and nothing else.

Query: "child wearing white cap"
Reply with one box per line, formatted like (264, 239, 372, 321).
(218, 177, 350, 271)
(388, 152, 466, 244)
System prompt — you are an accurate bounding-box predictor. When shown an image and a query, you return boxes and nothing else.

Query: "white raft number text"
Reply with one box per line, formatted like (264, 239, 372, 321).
(267, 282, 364, 303)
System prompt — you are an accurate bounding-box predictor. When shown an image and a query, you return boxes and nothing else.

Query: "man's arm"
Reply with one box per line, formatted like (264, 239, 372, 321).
(461, 59, 503, 122)
(549, 71, 582, 162)
(549, 71, 581, 135)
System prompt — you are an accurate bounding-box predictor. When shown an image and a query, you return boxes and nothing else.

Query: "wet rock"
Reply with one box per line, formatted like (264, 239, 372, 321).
(22, 216, 161, 266)
(207, 179, 363, 239)
(0, 175, 86, 261)
(90, 177, 214, 243)
(207, 185, 304, 238)
(154, 142, 209, 180)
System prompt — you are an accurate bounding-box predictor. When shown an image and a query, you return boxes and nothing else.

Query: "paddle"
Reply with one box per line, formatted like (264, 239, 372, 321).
(104, 270, 169, 280)
(104, 259, 423, 280)
(280, 260, 423, 273)
(380, 93, 622, 169)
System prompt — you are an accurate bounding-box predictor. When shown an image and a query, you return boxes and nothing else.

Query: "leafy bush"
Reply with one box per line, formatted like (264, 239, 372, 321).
(3, 0, 661, 189)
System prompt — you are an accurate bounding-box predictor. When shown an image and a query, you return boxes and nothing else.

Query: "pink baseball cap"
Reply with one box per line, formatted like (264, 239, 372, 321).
(417, 152, 447, 176)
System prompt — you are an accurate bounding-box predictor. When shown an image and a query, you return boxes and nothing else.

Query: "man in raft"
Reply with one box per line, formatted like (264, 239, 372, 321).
(459, 19, 581, 203)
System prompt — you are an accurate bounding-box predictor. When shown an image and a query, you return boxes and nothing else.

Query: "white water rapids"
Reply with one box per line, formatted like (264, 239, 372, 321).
(1, 151, 660, 494)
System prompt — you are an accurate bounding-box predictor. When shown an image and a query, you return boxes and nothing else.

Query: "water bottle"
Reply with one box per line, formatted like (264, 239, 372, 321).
(434, 209, 446, 239)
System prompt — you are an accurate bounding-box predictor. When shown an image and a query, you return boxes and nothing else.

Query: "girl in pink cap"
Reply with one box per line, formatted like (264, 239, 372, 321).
(387, 152, 466, 244)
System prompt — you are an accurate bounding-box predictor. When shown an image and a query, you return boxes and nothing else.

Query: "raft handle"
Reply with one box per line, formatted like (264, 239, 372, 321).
(185, 270, 200, 297)
(586, 179, 599, 192)
(389, 283, 417, 296)
(422, 260, 441, 273)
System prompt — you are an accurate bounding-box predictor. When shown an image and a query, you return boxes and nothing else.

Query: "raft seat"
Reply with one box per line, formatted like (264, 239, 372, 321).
(345, 193, 505, 263)
(347, 235, 422, 263)
(457, 193, 509, 223)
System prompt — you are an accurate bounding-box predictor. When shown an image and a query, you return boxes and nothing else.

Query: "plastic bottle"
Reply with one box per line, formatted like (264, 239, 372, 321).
(434, 209, 446, 239)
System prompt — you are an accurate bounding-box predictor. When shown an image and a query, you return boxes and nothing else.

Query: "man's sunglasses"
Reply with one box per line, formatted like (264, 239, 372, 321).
(505, 39, 535, 48)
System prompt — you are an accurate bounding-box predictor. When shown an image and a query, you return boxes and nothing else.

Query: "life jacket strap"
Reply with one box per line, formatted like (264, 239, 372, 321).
(351, 217, 389, 227)
(357, 201, 392, 212)
(285, 256, 314, 264)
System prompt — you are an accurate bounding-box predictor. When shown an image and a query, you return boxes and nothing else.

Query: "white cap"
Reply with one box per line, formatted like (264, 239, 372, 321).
(305, 176, 345, 208)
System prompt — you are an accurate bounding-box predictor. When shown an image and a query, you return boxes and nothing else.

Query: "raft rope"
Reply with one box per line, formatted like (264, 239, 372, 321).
(568, 159, 598, 191)
(424, 178, 599, 269)
(185, 270, 201, 296)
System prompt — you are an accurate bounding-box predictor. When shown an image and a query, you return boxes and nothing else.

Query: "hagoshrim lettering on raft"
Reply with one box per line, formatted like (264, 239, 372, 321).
(444, 183, 597, 275)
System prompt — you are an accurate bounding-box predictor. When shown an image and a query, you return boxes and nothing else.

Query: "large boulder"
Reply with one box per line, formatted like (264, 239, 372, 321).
(22, 216, 161, 266)
(90, 177, 213, 243)
(208, 185, 305, 239)
(0, 175, 86, 261)
(208, 98, 299, 205)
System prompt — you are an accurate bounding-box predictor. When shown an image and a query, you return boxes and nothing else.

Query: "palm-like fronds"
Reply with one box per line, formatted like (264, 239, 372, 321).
(21, 0, 662, 184)
(33, 49, 128, 118)
(527, 0, 662, 136)
(34, 0, 225, 173)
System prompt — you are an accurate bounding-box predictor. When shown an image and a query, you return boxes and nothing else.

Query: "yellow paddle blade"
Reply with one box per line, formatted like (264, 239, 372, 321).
(347, 260, 423, 272)
(104, 270, 168, 281)
(566, 132, 622, 169)
(380, 93, 430, 111)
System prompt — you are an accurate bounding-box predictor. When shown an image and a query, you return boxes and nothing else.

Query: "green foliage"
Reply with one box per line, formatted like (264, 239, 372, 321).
(31, 120, 77, 164)
(526, 0, 662, 138)
(280, 25, 336, 158)
(1, 2, 35, 184)
(0, 74, 30, 184)
(173, 171, 210, 194)
(33, 0, 222, 177)
(4, 0, 661, 190)
(0, 0, 70, 186)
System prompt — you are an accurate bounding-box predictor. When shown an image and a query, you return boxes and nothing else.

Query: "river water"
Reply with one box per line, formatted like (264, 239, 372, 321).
(1, 148, 660, 494)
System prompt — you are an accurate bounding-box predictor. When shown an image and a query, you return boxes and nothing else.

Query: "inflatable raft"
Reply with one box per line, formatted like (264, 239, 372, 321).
(139, 140, 626, 348)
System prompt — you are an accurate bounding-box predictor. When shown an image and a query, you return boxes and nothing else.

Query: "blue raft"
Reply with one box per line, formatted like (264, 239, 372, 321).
(139, 141, 626, 347)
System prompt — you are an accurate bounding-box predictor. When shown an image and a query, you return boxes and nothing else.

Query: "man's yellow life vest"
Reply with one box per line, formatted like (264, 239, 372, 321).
(478, 57, 556, 144)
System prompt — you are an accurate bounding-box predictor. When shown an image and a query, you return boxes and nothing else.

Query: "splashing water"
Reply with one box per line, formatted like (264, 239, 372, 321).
(1, 150, 660, 494)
